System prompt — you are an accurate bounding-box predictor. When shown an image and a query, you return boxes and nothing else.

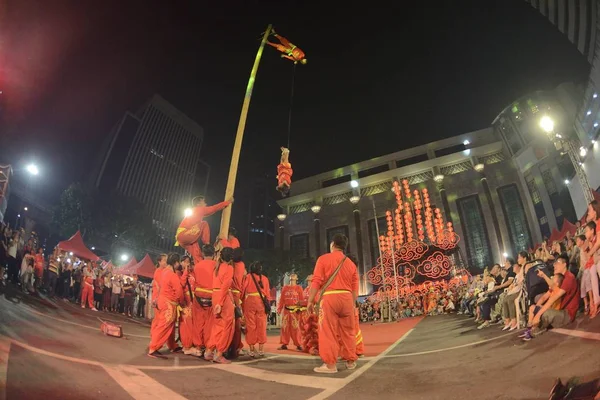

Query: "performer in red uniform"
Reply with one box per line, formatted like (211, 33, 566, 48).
(192, 244, 216, 355)
(242, 261, 271, 356)
(218, 227, 241, 249)
(301, 274, 319, 355)
(34, 248, 44, 292)
(148, 253, 184, 358)
(205, 247, 235, 364)
(178, 255, 201, 356)
(277, 273, 304, 350)
(307, 234, 359, 373)
(81, 263, 97, 311)
(267, 31, 307, 64)
(175, 196, 232, 253)
(276, 147, 293, 195)
(229, 247, 247, 357)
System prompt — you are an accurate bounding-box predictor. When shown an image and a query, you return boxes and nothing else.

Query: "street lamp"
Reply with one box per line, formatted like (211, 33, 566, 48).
(350, 180, 359, 188)
(277, 213, 287, 221)
(539, 115, 593, 203)
(349, 195, 360, 205)
(474, 163, 484, 172)
(310, 205, 321, 214)
(26, 164, 39, 176)
(433, 174, 444, 183)
(23, 207, 28, 211)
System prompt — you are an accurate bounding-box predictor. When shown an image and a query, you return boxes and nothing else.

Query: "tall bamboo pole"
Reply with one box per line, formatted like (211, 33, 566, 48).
(218, 24, 272, 241)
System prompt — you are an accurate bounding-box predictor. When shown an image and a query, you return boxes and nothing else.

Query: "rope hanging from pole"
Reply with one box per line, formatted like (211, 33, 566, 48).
(287, 62, 297, 149)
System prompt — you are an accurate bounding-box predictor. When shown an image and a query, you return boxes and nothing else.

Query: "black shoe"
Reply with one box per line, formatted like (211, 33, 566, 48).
(296, 346, 303, 351)
(171, 346, 183, 353)
(277, 345, 288, 350)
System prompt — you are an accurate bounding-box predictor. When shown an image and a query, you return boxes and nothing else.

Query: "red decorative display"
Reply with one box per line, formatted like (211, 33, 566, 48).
(417, 251, 451, 279)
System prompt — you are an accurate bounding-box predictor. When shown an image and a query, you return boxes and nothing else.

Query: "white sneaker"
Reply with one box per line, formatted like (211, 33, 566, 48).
(346, 361, 357, 370)
(91, 308, 98, 312)
(314, 364, 337, 374)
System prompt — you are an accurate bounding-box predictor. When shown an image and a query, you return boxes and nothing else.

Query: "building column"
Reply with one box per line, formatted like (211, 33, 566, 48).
(353, 208, 365, 276)
(314, 217, 321, 257)
(279, 222, 285, 250)
(433, 171, 453, 225)
(475, 162, 505, 256)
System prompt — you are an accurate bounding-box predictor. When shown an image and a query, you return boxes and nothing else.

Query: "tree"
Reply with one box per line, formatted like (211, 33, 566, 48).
(244, 248, 315, 288)
(94, 191, 156, 253)
(51, 183, 95, 238)
(52, 184, 156, 255)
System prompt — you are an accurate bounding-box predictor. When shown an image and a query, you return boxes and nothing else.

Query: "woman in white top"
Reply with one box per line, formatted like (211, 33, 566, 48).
(501, 252, 527, 331)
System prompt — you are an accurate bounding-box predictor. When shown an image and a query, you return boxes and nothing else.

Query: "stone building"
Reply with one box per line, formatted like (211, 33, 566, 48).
(275, 128, 540, 294)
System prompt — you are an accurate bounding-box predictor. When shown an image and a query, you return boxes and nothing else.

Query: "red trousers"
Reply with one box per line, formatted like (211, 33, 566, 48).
(355, 308, 364, 355)
(208, 298, 234, 354)
(243, 295, 267, 345)
(231, 292, 244, 351)
(179, 305, 194, 349)
(280, 309, 302, 346)
(81, 283, 94, 308)
(149, 300, 178, 353)
(176, 220, 210, 248)
(318, 292, 357, 365)
(192, 297, 213, 348)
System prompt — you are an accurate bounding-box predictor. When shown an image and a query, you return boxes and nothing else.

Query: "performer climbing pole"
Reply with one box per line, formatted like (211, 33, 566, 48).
(267, 29, 307, 64)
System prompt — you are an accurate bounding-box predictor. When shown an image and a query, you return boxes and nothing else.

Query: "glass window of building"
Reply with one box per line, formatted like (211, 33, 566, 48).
(525, 175, 542, 204)
(457, 195, 492, 270)
(497, 184, 532, 254)
(290, 234, 309, 259)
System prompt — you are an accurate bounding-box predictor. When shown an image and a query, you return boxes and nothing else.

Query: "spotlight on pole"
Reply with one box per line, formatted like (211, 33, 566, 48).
(580, 146, 587, 157)
(23, 207, 28, 211)
(26, 164, 39, 175)
(564, 179, 570, 185)
(350, 180, 359, 188)
(121, 254, 129, 261)
(184, 208, 193, 217)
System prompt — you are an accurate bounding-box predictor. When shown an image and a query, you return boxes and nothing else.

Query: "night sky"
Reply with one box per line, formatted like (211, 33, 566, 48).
(0, 0, 590, 236)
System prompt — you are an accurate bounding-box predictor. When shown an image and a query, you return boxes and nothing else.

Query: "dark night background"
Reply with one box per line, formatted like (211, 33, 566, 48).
(0, 0, 590, 241)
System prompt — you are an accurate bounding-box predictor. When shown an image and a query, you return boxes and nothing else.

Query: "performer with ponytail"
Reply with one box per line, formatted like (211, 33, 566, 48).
(242, 261, 271, 357)
(148, 253, 184, 358)
(205, 247, 235, 364)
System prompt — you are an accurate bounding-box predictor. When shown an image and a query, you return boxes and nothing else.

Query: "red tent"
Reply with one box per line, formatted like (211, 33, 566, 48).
(114, 257, 138, 275)
(57, 231, 99, 261)
(122, 254, 155, 278)
(548, 227, 562, 243)
(560, 219, 577, 237)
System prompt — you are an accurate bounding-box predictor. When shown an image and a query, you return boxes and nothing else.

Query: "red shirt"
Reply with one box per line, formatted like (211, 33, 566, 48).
(212, 263, 233, 307)
(311, 250, 358, 294)
(178, 201, 230, 230)
(277, 285, 304, 312)
(242, 273, 271, 300)
(152, 266, 165, 295)
(559, 270, 580, 321)
(179, 270, 195, 306)
(193, 259, 216, 298)
(220, 236, 240, 249)
(159, 268, 184, 304)
(232, 261, 246, 292)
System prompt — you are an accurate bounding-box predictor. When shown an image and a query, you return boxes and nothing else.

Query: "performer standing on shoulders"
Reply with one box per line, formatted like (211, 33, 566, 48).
(277, 273, 304, 350)
(307, 234, 358, 373)
(192, 244, 216, 356)
(205, 247, 235, 364)
(242, 261, 271, 357)
(148, 253, 184, 358)
(175, 196, 233, 254)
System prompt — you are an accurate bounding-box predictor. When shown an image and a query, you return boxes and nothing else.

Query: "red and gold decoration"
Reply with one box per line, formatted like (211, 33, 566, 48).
(367, 179, 461, 301)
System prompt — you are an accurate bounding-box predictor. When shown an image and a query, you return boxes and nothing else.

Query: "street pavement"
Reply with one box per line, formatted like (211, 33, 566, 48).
(1, 285, 599, 400)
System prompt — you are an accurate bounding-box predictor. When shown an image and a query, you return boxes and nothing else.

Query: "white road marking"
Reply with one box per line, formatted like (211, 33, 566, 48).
(0, 338, 11, 400)
(103, 364, 188, 400)
(214, 363, 336, 389)
(306, 328, 415, 400)
(552, 328, 600, 341)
